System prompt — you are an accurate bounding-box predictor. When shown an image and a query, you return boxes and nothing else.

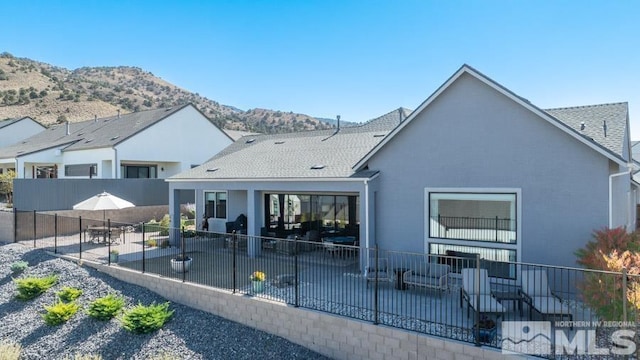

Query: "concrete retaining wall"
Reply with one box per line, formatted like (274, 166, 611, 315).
(87, 263, 512, 360)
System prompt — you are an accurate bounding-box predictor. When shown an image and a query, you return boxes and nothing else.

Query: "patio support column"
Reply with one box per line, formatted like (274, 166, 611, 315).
(169, 188, 182, 247)
(247, 189, 261, 258)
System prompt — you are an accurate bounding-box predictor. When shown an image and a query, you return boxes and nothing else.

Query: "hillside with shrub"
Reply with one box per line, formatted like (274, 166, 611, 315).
(0, 52, 335, 133)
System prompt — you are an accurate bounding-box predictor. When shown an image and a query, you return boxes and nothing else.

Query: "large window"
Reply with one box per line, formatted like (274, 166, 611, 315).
(65, 163, 97, 177)
(429, 192, 517, 243)
(121, 165, 157, 178)
(265, 193, 359, 238)
(427, 190, 519, 278)
(205, 191, 227, 219)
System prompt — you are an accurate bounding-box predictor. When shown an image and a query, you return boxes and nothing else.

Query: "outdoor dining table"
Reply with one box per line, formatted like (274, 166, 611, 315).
(86, 226, 122, 244)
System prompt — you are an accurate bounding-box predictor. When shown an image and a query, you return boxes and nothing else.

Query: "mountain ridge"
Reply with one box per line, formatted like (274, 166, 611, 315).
(0, 52, 334, 134)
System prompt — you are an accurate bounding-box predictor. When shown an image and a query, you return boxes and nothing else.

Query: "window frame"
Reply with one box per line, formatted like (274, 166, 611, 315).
(424, 187, 522, 264)
(204, 191, 228, 220)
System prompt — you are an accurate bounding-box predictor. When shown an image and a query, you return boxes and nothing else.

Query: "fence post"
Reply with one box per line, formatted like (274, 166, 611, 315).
(474, 254, 481, 346)
(294, 235, 299, 307)
(54, 214, 58, 254)
(79, 216, 82, 261)
(13, 207, 17, 243)
(374, 245, 379, 325)
(181, 227, 186, 282)
(622, 267, 628, 323)
(32, 210, 36, 248)
(232, 230, 237, 293)
(495, 216, 499, 242)
(142, 222, 146, 274)
(108, 219, 111, 266)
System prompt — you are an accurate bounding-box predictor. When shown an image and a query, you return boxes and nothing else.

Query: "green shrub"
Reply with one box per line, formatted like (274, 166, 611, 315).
(121, 302, 173, 334)
(146, 238, 157, 247)
(143, 219, 160, 233)
(87, 294, 125, 321)
(159, 215, 170, 236)
(0, 341, 21, 360)
(14, 275, 58, 300)
(10, 261, 28, 273)
(57, 287, 83, 302)
(43, 301, 81, 325)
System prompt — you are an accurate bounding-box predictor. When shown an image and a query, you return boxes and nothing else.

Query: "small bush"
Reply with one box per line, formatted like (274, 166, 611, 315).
(0, 341, 21, 360)
(121, 302, 173, 334)
(10, 261, 28, 273)
(14, 275, 58, 300)
(87, 294, 124, 321)
(43, 301, 81, 325)
(146, 238, 157, 247)
(57, 287, 83, 302)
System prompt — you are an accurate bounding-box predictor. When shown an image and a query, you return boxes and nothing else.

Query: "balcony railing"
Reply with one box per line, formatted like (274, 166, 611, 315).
(431, 215, 516, 243)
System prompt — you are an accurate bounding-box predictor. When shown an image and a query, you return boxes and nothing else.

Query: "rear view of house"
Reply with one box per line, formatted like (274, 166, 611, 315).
(168, 65, 636, 269)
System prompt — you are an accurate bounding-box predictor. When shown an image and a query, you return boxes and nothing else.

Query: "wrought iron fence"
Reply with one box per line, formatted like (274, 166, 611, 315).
(13, 210, 640, 358)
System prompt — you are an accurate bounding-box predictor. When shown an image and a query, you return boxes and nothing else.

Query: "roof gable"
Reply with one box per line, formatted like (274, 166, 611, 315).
(0, 104, 222, 157)
(354, 65, 629, 170)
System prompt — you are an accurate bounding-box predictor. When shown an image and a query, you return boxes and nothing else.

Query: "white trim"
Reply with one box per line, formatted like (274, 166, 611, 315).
(354, 65, 627, 170)
(423, 187, 522, 262)
(166, 173, 380, 183)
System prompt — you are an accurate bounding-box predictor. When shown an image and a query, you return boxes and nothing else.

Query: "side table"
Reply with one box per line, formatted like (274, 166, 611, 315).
(393, 267, 409, 290)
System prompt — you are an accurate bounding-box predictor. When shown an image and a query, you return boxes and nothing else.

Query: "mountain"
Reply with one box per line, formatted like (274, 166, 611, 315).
(0, 52, 334, 133)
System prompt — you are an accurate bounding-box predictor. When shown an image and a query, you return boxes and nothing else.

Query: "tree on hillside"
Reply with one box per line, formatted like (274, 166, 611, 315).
(0, 170, 16, 204)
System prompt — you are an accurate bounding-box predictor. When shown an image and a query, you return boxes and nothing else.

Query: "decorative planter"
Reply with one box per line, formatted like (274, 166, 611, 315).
(252, 280, 265, 293)
(476, 325, 497, 343)
(170, 257, 193, 272)
(109, 253, 119, 263)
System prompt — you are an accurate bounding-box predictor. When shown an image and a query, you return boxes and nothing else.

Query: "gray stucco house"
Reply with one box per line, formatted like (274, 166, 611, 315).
(168, 65, 637, 268)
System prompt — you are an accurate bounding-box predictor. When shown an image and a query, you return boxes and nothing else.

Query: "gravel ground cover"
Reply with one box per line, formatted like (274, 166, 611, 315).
(0, 242, 330, 360)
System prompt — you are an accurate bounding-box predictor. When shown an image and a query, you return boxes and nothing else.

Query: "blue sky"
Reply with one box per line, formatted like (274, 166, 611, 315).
(5, 1, 640, 137)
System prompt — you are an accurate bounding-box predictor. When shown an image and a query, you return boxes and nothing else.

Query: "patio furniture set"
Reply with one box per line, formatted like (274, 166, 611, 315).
(366, 259, 573, 324)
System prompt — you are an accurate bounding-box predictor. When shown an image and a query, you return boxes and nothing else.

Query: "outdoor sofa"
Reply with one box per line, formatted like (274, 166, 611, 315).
(403, 263, 450, 293)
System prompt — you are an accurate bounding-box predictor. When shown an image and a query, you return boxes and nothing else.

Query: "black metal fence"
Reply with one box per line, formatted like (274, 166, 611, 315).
(432, 215, 516, 243)
(13, 210, 640, 358)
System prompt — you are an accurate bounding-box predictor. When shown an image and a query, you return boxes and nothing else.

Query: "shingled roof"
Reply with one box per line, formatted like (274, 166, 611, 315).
(170, 108, 411, 180)
(544, 102, 628, 158)
(0, 105, 191, 159)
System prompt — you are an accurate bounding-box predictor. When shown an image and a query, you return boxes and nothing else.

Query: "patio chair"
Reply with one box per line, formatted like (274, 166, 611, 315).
(461, 268, 505, 318)
(520, 269, 572, 322)
(366, 258, 390, 288)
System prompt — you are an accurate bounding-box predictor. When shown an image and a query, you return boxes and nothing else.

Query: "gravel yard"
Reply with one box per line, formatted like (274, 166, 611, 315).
(0, 242, 330, 360)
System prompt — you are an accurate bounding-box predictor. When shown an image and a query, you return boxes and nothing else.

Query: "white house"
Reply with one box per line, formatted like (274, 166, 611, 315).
(0, 116, 45, 156)
(0, 104, 233, 179)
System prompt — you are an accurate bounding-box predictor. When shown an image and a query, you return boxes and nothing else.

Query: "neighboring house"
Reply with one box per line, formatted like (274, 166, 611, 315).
(0, 117, 46, 163)
(167, 65, 636, 269)
(0, 104, 233, 179)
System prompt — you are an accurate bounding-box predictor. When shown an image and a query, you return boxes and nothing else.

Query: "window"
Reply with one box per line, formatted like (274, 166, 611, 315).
(121, 165, 157, 178)
(429, 192, 516, 243)
(205, 191, 227, 219)
(65, 163, 97, 177)
(426, 189, 520, 278)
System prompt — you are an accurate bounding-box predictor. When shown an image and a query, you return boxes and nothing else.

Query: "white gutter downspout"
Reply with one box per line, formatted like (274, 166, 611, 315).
(609, 164, 632, 229)
(114, 148, 119, 179)
(364, 179, 370, 271)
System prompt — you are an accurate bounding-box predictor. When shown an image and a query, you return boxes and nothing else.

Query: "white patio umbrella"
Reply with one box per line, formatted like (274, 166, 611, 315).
(73, 191, 135, 222)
